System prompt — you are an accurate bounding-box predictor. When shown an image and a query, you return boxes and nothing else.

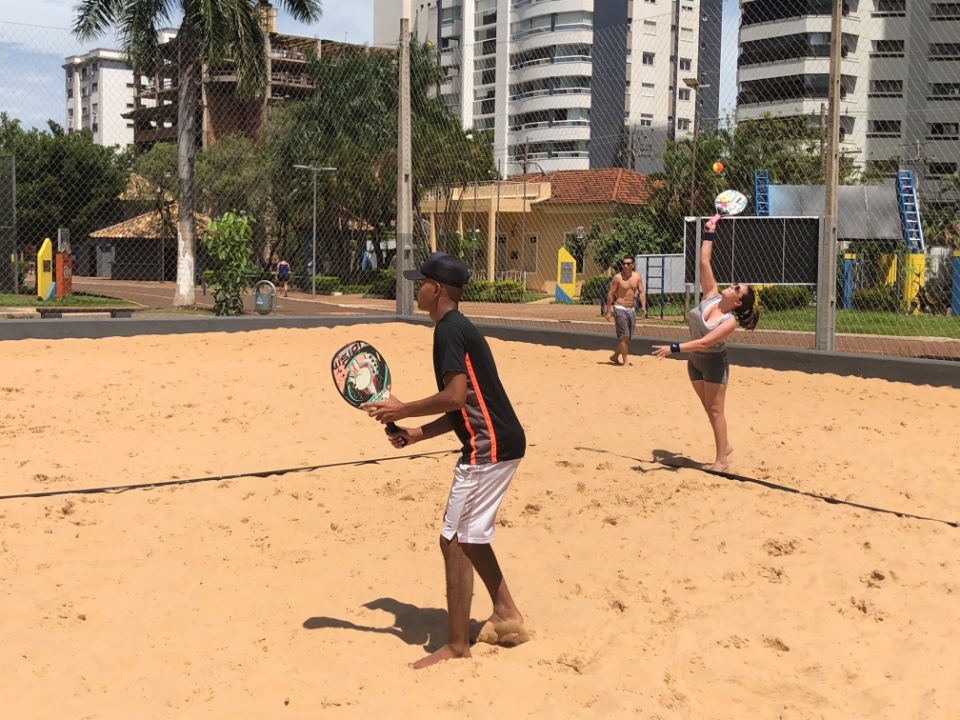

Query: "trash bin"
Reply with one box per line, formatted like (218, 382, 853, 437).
(254, 280, 277, 315)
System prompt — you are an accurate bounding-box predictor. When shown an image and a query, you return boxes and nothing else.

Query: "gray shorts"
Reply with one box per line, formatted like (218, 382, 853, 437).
(687, 351, 729, 385)
(613, 307, 635, 339)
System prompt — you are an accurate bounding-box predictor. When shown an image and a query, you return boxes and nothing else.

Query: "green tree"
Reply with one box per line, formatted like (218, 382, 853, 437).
(201, 211, 255, 315)
(74, 0, 322, 306)
(263, 39, 495, 278)
(130, 141, 179, 242)
(0, 113, 129, 249)
(590, 212, 678, 273)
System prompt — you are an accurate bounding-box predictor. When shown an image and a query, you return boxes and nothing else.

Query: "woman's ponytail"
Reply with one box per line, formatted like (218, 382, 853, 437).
(735, 286, 760, 330)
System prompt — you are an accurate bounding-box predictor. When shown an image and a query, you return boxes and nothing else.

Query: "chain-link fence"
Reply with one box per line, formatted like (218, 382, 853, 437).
(1, 3, 958, 359)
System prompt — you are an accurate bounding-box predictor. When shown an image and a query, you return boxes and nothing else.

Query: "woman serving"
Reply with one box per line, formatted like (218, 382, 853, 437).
(652, 217, 759, 471)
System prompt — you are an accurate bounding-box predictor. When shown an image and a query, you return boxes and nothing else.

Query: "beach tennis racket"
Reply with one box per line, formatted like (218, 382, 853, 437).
(331, 340, 406, 446)
(710, 189, 749, 223)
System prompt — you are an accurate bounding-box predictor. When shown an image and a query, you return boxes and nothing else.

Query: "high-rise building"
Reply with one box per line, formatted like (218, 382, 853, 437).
(736, 0, 960, 207)
(63, 48, 136, 148)
(375, 0, 721, 176)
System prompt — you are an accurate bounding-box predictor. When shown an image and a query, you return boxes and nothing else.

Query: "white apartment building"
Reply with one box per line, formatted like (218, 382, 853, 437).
(737, 0, 960, 206)
(63, 48, 136, 148)
(375, 0, 721, 176)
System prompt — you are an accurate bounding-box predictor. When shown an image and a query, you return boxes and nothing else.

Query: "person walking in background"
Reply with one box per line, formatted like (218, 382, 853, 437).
(651, 217, 760, 472)
(605, 255, 647, 366)
(276, 258, 291, 297)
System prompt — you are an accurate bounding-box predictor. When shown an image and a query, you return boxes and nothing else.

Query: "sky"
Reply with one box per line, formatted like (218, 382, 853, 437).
(0, 0, 737, 132)
(0, 0, 375, 130)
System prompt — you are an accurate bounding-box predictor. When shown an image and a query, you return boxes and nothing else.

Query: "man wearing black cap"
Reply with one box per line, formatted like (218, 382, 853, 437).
(362, 251, 529, 669)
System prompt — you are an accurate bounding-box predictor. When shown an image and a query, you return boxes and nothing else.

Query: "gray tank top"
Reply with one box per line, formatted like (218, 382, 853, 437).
(687, 295, 734, 353)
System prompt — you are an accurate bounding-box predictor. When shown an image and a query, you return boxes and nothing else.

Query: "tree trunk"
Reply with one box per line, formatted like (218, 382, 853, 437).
(174, 31, 199, 307)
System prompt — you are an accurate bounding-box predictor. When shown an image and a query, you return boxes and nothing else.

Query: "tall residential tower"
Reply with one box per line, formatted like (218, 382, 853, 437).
(376, 0, 722, 175)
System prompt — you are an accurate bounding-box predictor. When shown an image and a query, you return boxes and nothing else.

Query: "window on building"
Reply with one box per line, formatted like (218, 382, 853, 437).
(929, 43, 960, 60)
(643, 20, 656, 34)
(642, 52, 655, 65)
(928, 162, 959, 177)
(929, 82, 960, 98)
(640, 113, 653, 127)
(867, 119, 901, 137)
(677, 118, 691, 131)
(928, 122, 960, 139)
(931, 2, 960, 18)
(867, 159, 899, 177)
(871, 39, 905, 57)
(641, 82, 654, 96)
(679, 88, 691, 101)
(681, 27, 694, 41)
(679, 57, 692, 71)
(868, 79, 903, 97)
(872, 0, 906, 15)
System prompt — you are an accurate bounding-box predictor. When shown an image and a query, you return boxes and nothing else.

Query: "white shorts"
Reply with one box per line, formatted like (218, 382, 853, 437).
(441, 458, 521, 544)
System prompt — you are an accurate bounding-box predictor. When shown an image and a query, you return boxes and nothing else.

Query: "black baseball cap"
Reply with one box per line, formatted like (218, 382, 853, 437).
(402, 252, 469, 289)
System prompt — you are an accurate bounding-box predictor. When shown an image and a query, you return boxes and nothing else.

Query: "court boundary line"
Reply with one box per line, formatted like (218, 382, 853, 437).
(575, 446, 959, 529)
(0, 448, 459, 502)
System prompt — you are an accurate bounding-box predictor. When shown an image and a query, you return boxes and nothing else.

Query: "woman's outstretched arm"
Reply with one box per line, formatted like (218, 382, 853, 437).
(699, 217, 720, 299)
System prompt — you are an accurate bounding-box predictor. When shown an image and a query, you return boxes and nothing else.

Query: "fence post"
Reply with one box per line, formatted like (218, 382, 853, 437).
(953, 251, 960, 318)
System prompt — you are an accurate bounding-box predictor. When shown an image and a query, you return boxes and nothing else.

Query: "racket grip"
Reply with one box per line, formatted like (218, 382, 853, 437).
(709, 213, 722, 223)
(386, 422, 407, 447)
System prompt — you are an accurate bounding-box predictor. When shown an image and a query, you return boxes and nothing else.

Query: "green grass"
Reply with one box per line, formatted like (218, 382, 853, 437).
(145, 306, 215, 316)
(522, 293, 551, 303)
(758, 308, 960, 338)
(0, 292, 137, 308)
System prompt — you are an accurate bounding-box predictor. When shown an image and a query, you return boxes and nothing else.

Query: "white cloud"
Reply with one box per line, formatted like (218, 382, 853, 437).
(0, 1, 373, 130)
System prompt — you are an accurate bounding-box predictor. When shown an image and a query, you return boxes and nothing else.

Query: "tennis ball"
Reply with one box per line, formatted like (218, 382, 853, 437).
(713, 161, 724, 174)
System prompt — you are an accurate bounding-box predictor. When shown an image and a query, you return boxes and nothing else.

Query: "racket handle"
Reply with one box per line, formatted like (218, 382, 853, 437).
(709, 213, 722, 223)
(386, 422, 407, 447)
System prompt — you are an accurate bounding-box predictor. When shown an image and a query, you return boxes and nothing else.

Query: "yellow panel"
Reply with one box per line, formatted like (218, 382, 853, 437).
(556, 247, 577, 301)
(37, 238, 54, 301)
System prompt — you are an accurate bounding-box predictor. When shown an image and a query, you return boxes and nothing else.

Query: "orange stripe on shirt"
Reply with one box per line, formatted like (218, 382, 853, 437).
(464, 353, 497, 463)
(460, 406, 478, 464)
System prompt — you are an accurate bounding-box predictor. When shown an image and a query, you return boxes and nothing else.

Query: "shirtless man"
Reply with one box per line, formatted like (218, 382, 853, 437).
(605, 255, 647, 366)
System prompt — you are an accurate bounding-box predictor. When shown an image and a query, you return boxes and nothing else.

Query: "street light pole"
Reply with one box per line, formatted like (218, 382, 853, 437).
(294, 164, 336, 298)
(683, 78, 702, 218)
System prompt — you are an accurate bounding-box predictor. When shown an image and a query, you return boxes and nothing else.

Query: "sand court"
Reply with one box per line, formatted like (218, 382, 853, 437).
(1, 323, 958, 718)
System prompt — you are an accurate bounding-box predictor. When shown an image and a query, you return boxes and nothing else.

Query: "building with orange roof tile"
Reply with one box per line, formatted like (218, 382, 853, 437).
(420, 168, 654, 292)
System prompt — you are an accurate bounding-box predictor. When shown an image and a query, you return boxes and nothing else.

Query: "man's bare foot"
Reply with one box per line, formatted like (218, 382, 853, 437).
(609, 353, 621, 365)
(409, 643, 471, 670)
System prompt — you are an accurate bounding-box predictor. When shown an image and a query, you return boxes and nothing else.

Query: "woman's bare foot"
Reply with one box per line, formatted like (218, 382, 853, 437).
(708, 459, 730, 473)
(726, 444, 734, 456)
(409, 643, 471, 670)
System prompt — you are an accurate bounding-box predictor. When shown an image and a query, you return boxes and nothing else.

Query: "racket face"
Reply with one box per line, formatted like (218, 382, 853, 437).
(714, 189, 748, 216)
(331, 341, 393, 409)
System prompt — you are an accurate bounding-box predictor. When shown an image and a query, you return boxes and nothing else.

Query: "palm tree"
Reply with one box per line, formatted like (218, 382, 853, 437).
(74, 0, 322, 306)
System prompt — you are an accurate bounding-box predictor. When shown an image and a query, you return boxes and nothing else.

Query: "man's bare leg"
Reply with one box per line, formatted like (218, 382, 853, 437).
(462, 543, 523, 627)
(619, 337, 631, 366)
(410, 535, 473, 670)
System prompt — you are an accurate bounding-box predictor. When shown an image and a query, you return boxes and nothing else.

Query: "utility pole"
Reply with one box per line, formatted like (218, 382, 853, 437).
(396, 1, 414, 316)
(817, 0, 843, 352)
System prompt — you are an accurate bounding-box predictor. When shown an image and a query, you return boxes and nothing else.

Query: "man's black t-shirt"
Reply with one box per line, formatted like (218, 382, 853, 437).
(433, 310, 525, 465)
